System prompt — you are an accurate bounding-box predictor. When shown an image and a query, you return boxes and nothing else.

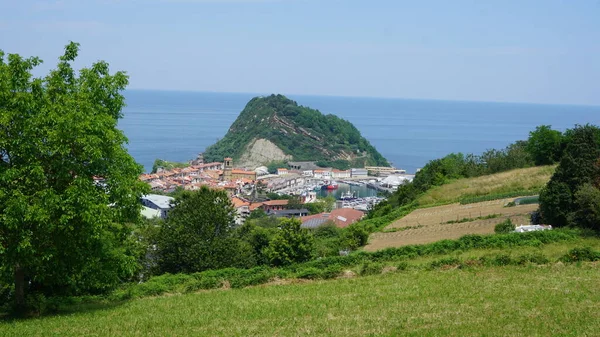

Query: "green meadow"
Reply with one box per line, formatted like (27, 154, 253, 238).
(2, 234, 599, 337)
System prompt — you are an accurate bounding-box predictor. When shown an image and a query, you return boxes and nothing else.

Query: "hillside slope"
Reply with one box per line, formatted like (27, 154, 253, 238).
(365, 166, 555, 250)
(203, 94, 389, 168)
(416, 165, 555, 206)
(7, 258, 599, 335)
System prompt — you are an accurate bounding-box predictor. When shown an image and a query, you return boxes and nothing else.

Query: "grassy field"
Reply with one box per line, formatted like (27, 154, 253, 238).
(2, 264, 598, 336)
(416, 165, 555, 207)
(363, 165, 555, 251)
(2, 235, 599, 336)
(366, 199, 538, 251)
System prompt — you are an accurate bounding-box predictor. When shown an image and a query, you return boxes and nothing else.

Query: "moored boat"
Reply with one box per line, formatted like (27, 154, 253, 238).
(321, 181, 338, 190)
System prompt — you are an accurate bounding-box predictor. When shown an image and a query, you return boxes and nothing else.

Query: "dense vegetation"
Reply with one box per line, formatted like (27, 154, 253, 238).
(368, 124, 593, 220)
(539, 124, 600, 230)
(0, 43, 148, 314)
(150, 159, 189, 173)
(203, 94, 389, 169)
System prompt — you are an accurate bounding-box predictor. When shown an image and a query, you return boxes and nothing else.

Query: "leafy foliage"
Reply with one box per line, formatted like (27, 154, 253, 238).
(0, 43, 148, 312)
(494, 219, 516, 234)
(264, 218, 315, 266)
(540, 124, 600, 228)
(203, 94, 389, 167)
(155, 187, 255, 274)
(151, 159, 188, 174)
(526, 125, 564, 165)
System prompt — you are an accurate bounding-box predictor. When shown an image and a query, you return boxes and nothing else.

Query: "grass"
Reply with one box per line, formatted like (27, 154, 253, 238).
(443, 213, 501, 224)
(2, 262, 598, 336)
(368, 200, 538, 250)
(416, 165, 555, 207)
(2, 230, 599, 337)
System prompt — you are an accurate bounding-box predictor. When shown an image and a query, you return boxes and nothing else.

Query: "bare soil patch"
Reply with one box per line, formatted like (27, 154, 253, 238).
(365, 198, 538, 251)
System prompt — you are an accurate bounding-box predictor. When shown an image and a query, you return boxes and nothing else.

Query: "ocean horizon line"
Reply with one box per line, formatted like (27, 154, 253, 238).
(124, 88, 600, 109)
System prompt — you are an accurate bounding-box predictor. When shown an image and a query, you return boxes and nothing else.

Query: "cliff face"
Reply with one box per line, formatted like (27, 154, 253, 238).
(203, 94, 389, 169)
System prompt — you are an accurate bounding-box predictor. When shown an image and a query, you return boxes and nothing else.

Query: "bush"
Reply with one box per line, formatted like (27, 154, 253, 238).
(359, 261, 384, 276)
(429, 257, 461, 270)
(321, 264, 344, 279)
(515, 253, 549, 265)
(396, 261, 409, 271)
(296, 267, 323, 280)
(495, 219, 516, 234)
(559, 247, 600, 263)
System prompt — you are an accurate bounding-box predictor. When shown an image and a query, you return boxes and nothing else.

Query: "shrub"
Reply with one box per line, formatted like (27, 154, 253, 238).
(321, 264, 344, 279)
(495, 219, 516, 234)
(296, 267, 323, 280)
(515, 253, 549, 265)
(359, 261, 384, 276)
(429, 257, 461, 270)
(396, 261, 409, 271)
(559, 247, 600, 263)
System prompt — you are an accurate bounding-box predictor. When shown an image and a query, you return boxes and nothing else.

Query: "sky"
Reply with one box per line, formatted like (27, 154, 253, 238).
(1, 0, 599, 106)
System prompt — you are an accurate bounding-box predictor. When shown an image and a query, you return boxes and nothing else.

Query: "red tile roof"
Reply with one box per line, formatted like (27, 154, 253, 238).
(300, 208, 364, 228)
(262, 200, 289, 206)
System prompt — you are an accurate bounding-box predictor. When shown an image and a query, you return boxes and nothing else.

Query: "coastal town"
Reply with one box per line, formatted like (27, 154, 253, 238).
(138, 154, 415, 228)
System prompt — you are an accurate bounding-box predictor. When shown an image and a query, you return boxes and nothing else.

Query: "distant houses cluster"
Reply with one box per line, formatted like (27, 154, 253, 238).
(138, 157, 399, 229)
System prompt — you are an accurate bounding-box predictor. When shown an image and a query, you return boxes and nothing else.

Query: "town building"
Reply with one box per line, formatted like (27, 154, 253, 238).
(141, 194, 175, 219)
(222, 157, 233, 181)
(231, 196, 251, 225)
(300, 208, 365, 228)
(260, 199, 289, 212)
(331, 169, 351, 179)
(350, 168, 368, 178)
(288, 161, 320, 171)
(270, 209, 310, 218)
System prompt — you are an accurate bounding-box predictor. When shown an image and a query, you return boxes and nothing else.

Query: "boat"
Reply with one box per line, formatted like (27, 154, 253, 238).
(339, 191, 357, 201)
(321, 180, 339, 190)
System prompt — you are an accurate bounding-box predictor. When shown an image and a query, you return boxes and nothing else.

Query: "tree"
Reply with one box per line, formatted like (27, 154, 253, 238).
(0, 43, 148, 312)
(569, 184, 600, 231)
(156, 187, 254, 273)
(264, 218, 314, 266)
(539, 124, 600, 227)
(526, 125, 563, 166)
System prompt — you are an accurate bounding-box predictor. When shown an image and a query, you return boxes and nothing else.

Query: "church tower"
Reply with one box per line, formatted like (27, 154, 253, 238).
(223, 157, 233, 181)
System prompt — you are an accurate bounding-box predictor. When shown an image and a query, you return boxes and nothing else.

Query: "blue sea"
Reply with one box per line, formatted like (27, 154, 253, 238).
(119, 90, 599, 174)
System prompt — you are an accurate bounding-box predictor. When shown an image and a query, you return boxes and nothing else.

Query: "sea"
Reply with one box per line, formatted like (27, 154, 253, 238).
(119, 90, 599, 175)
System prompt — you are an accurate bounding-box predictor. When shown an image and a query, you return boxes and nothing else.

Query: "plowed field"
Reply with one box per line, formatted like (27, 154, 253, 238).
(365, 198, 538, 251)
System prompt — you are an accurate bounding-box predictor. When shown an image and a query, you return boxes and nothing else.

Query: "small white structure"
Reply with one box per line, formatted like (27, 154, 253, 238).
(277, 168, 289, 176)
(303, 170, 314, 177)
(141, 206, 161, 219)
(141, 194, 175, 219)
(381, 175, 411, 188)
(332, 169, 351, 179)
(254, 166, 269, 176)
(351, 168, 368, 178)
(514, 225, 552, 232)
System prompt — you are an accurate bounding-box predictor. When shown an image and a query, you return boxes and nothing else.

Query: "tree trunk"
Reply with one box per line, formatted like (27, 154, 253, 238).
(14, 263, 25, 314)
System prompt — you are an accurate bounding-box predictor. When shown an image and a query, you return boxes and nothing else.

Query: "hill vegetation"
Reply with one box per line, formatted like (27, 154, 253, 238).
(3, 230, 600, 336)
(416, 165, 554, 207)
(203, 94, 389, 169)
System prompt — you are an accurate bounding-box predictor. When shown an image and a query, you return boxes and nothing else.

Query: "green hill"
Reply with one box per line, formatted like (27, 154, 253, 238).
(203, 94, 389, 169)
(5, 231, 600, 336)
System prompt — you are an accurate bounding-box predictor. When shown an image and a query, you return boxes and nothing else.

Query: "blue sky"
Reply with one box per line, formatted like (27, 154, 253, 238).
(1, 0, 599, 105)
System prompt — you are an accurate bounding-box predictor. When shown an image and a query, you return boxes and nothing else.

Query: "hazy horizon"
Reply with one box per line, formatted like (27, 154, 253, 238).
(2, 0, 599, 106)
(124, 88, 600, 108)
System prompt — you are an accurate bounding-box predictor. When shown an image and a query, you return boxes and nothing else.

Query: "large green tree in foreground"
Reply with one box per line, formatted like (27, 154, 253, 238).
(0, 43, 148, 311)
